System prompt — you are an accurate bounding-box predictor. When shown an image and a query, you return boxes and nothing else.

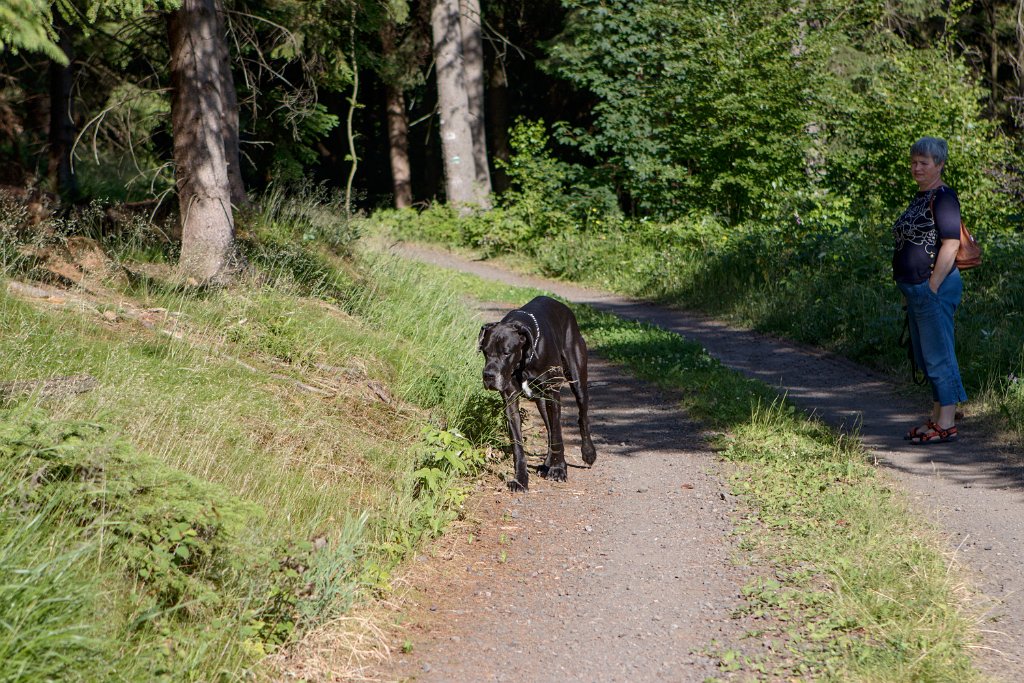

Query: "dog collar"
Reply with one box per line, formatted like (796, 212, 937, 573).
(514, 311, 541, 364)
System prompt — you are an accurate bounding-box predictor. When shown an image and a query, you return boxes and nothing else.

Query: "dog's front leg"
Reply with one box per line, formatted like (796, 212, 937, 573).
(503, 392, 529, 492)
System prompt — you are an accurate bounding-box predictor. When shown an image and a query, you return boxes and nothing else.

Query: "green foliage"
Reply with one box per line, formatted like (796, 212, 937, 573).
(76, 83, 175, 203)
(546, 0, 1015, 223)
(83, 0, 181, 22)
(340, 252, 508, 440)
(0, 0, 68, 63)
(412, 426, 487, 494)
(261, 103, 341, 186)
(0, 407, 317, 677)
(366, 426, 489, 590)
(370, 118, 622, 258)
(250, 182, 360, 251)
(0, 485, 98, 682)
(819, 27, 1011, 224)
(409, 426, 486, 533)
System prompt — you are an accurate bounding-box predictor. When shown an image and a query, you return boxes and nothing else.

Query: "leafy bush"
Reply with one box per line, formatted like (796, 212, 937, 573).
(363, 426, 490, 591)
(545, 0, 1015, 225)
(0, 408, 320, 673)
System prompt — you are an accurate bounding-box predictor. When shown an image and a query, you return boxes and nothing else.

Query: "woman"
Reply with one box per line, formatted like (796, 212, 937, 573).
(892, 136, 967, 444)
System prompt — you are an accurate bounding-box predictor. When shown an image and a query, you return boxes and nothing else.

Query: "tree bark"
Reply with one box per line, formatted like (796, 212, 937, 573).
(167, 0, 237, 283)
(380, 23, 413, 208)
(1017, 0, 1024, 126)
(48, 17, 78, 201)
(458, 0, 491, 194)
(431, 0, 489, 209)
(214, 0, 246, 208)
(487, 53, 510, 193)
(385, 85, 413, 208)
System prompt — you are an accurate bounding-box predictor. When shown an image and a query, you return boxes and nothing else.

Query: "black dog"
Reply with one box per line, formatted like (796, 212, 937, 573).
(478, 296, 597, 491)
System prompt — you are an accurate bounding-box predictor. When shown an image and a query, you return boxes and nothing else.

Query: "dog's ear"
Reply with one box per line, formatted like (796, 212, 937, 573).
(477, 322, 497, 351)
(509, 319, 532, 346)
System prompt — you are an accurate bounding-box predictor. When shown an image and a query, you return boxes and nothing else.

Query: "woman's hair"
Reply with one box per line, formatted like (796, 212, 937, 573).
(910, 136, 948, 165)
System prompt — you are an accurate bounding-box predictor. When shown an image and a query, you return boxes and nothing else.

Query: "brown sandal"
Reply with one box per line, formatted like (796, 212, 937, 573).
(908, 421, 958, 444)
(904, 424, 928, 440)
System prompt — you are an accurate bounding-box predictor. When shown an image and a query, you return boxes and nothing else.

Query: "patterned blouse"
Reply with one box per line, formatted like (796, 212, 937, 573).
(892, 185, 961, 285)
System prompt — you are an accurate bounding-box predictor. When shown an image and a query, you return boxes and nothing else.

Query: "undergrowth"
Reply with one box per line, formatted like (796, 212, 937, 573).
(0, 191, 504, 680)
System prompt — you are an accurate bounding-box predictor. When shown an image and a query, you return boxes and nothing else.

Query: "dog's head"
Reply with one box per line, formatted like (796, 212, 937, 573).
(478, 320, 532, 392)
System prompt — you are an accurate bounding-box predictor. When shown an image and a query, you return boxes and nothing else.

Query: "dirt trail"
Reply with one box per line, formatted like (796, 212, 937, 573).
(376, 348, 755, 682)
(381, 243, 1024, 680)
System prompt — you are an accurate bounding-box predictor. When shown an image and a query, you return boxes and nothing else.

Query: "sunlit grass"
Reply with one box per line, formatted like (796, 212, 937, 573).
(0, 199, 501, 680)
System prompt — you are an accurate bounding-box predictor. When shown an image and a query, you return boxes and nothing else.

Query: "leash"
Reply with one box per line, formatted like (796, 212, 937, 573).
(898, 308, 928, 386)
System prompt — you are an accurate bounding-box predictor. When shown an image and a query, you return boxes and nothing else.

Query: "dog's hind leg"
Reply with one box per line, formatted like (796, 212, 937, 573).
(566, 341, 597, 466)
(536, 390, 567, 482)
(532, 394, 554, 468)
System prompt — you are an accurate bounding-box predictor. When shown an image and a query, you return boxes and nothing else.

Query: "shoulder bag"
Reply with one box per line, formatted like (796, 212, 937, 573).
(929, 190, 982, 270)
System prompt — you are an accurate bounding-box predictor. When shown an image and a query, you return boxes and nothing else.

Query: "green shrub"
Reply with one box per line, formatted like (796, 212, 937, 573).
(0, 407, 324, 675)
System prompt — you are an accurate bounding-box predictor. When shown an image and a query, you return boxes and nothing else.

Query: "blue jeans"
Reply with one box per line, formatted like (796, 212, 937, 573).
(897, 269, 968, 406)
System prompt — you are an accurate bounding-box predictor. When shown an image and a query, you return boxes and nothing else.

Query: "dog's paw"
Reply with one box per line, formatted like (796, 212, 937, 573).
(541, 464, 567, 482)
(582, 443, 597, 466)
(507, 479, 528, 493)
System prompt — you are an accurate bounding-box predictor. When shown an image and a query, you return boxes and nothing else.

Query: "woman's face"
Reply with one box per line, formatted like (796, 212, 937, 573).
(910, 154, 944, 189)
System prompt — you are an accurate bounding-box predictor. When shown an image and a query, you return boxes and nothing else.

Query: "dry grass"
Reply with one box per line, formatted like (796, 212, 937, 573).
(266, 612, 393, 681)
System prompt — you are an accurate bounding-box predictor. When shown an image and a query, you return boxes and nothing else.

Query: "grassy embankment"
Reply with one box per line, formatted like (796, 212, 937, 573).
(0, 193, 506, 681)
(390, 258, 982, 681)
(373, 204, 1024, 444)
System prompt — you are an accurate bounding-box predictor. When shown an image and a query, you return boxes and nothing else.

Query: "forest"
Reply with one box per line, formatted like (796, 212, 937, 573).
(2, 0, 1024, 680)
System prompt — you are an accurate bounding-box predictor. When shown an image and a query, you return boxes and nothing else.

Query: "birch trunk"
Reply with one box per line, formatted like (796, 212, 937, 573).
(431, 0, 488, 209)
(459, 0, 491, 193)
(167, 0, 237, 283)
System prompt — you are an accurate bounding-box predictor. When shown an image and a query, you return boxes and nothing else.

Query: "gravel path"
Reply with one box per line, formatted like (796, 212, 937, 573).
(375, 350, 756, 682)
(380, 243, 1024, 680)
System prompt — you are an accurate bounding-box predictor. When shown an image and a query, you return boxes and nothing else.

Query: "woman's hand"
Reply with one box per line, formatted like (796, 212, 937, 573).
(929, 238, 960, 293)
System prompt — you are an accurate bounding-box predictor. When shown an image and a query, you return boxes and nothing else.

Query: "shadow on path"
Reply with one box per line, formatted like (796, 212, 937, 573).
(399, 242, 1024, 679)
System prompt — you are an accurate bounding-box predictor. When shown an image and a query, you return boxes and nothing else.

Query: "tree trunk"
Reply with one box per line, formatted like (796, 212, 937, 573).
(458, 0, 491, 194)
(380, 23, 413, 208)
(1017, 0, 1024, 127)
(431, 0, 488, 209)
(214, 0, 246, 208)
(487, 54, 510, 193)
(48, 18, 77, 201)
(167, 0, 237, 283)
(385, 85, 413, 208)
(987, 0, 1000, 116)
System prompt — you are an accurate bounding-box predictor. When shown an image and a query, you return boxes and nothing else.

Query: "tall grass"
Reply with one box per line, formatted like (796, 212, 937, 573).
(0, 191, 501, 679)
(0, 490, 100, 682)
